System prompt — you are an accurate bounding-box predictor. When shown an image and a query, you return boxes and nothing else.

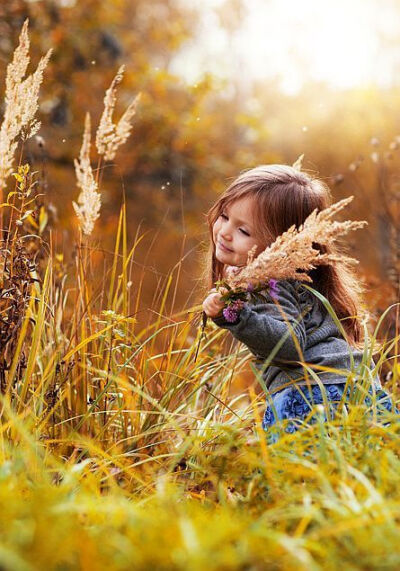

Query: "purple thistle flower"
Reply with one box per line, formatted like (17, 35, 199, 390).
(268, 278, 279, 300)
(223, 299, 245, 323)
(223, 306, 240, 323)
(246, 282, 255, 292)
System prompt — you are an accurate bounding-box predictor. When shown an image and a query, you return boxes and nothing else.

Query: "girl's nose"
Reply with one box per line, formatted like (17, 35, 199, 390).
(220, 222, 233, 240)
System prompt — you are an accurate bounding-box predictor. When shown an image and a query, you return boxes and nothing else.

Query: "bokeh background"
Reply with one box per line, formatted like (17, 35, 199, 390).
(0, 0, 399, 324)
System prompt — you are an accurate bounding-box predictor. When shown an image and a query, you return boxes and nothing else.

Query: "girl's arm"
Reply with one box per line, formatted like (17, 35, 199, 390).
(211, 280, 306, 363)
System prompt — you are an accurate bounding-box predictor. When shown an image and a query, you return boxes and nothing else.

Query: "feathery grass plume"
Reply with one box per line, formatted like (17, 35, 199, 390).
(0, 19, 52, 191)
(292, 153, 304, 171)
(73, 113, 101, 236)
(95, 64, 141, 161)
(226, 196, 367, 290)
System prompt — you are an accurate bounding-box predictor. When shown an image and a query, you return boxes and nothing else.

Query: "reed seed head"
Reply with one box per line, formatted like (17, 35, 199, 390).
(0, 19, 51, 190)
(73, 113, 101, 236)
(96, 65, 141, 161)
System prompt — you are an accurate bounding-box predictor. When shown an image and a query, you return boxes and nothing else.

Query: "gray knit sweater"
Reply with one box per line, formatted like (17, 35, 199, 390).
(211, 279, 381, 394)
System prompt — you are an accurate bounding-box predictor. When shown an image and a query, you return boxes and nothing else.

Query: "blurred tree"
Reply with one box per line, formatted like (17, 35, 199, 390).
(0, 0, 266, 233)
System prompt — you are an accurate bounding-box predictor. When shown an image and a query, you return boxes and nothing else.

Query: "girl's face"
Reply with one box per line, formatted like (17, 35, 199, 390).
(212, 195, 265, 267)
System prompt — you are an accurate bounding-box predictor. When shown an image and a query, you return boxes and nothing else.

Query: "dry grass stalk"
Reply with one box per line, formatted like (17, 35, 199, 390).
(388, 225, 400, 291)
(0, 19, 52, 191)
(72, 113, 101, 236)
(226, 196, 367, 289)
(95, 65, 141, 161)
(292, 153, 304, 171)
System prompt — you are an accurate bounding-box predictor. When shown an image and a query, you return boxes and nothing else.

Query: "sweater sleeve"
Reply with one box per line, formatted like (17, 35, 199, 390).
(211, 280, 306, 363)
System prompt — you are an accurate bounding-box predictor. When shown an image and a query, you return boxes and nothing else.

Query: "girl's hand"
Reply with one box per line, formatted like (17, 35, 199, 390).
(202, 287, 227, 318)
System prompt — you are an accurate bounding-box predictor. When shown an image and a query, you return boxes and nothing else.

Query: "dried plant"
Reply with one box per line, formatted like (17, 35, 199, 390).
(0, 165, 40, 392)
(225, 195, 366, 290)
(95, 65, 141, 161)
(72, 113, 101, 236)
(292, 153, 305, 171)
(0, 19, 52, 192)
(74, 65, 141, 235)
(387, 224, 400, 292)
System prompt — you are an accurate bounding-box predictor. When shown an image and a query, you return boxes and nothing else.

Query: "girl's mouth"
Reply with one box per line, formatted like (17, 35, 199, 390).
(218, 241, 233, 253)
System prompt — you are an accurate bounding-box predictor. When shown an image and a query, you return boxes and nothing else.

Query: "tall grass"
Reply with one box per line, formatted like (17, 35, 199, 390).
(0, 20, 399, 571)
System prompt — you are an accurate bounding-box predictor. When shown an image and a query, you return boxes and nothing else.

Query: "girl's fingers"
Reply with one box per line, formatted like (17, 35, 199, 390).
(202, 291, 226, 317)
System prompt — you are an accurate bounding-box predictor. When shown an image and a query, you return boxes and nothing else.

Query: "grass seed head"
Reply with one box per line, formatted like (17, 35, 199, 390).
(73, 113, 101, 236)
(95, 65, 141, 161)
(0, 19, 51, 191)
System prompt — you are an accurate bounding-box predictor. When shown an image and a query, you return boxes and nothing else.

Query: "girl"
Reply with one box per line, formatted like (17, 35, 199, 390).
(202, 164, 397, 437)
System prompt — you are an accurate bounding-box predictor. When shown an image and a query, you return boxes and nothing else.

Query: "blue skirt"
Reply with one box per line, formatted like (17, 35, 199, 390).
(262, 382, 399, 440)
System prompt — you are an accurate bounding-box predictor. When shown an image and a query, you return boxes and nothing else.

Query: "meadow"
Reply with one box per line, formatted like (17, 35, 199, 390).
(0, 19, 399, 571)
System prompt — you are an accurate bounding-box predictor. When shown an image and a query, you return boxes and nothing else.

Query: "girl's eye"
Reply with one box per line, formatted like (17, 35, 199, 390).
(220, 213, 250, 235)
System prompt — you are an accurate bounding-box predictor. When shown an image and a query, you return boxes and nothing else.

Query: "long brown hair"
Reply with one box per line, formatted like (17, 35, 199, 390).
(201, 164, 369, 349)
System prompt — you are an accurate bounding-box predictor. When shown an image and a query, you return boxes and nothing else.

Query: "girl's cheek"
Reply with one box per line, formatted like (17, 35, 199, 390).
(212, 221, 220, 241)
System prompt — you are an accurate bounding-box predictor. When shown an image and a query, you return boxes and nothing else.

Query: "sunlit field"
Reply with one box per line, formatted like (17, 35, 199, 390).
(0, 10, 399, 571)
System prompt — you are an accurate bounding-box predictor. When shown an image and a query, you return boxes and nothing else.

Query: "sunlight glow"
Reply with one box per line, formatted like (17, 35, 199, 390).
(173, 0, 398, 94)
